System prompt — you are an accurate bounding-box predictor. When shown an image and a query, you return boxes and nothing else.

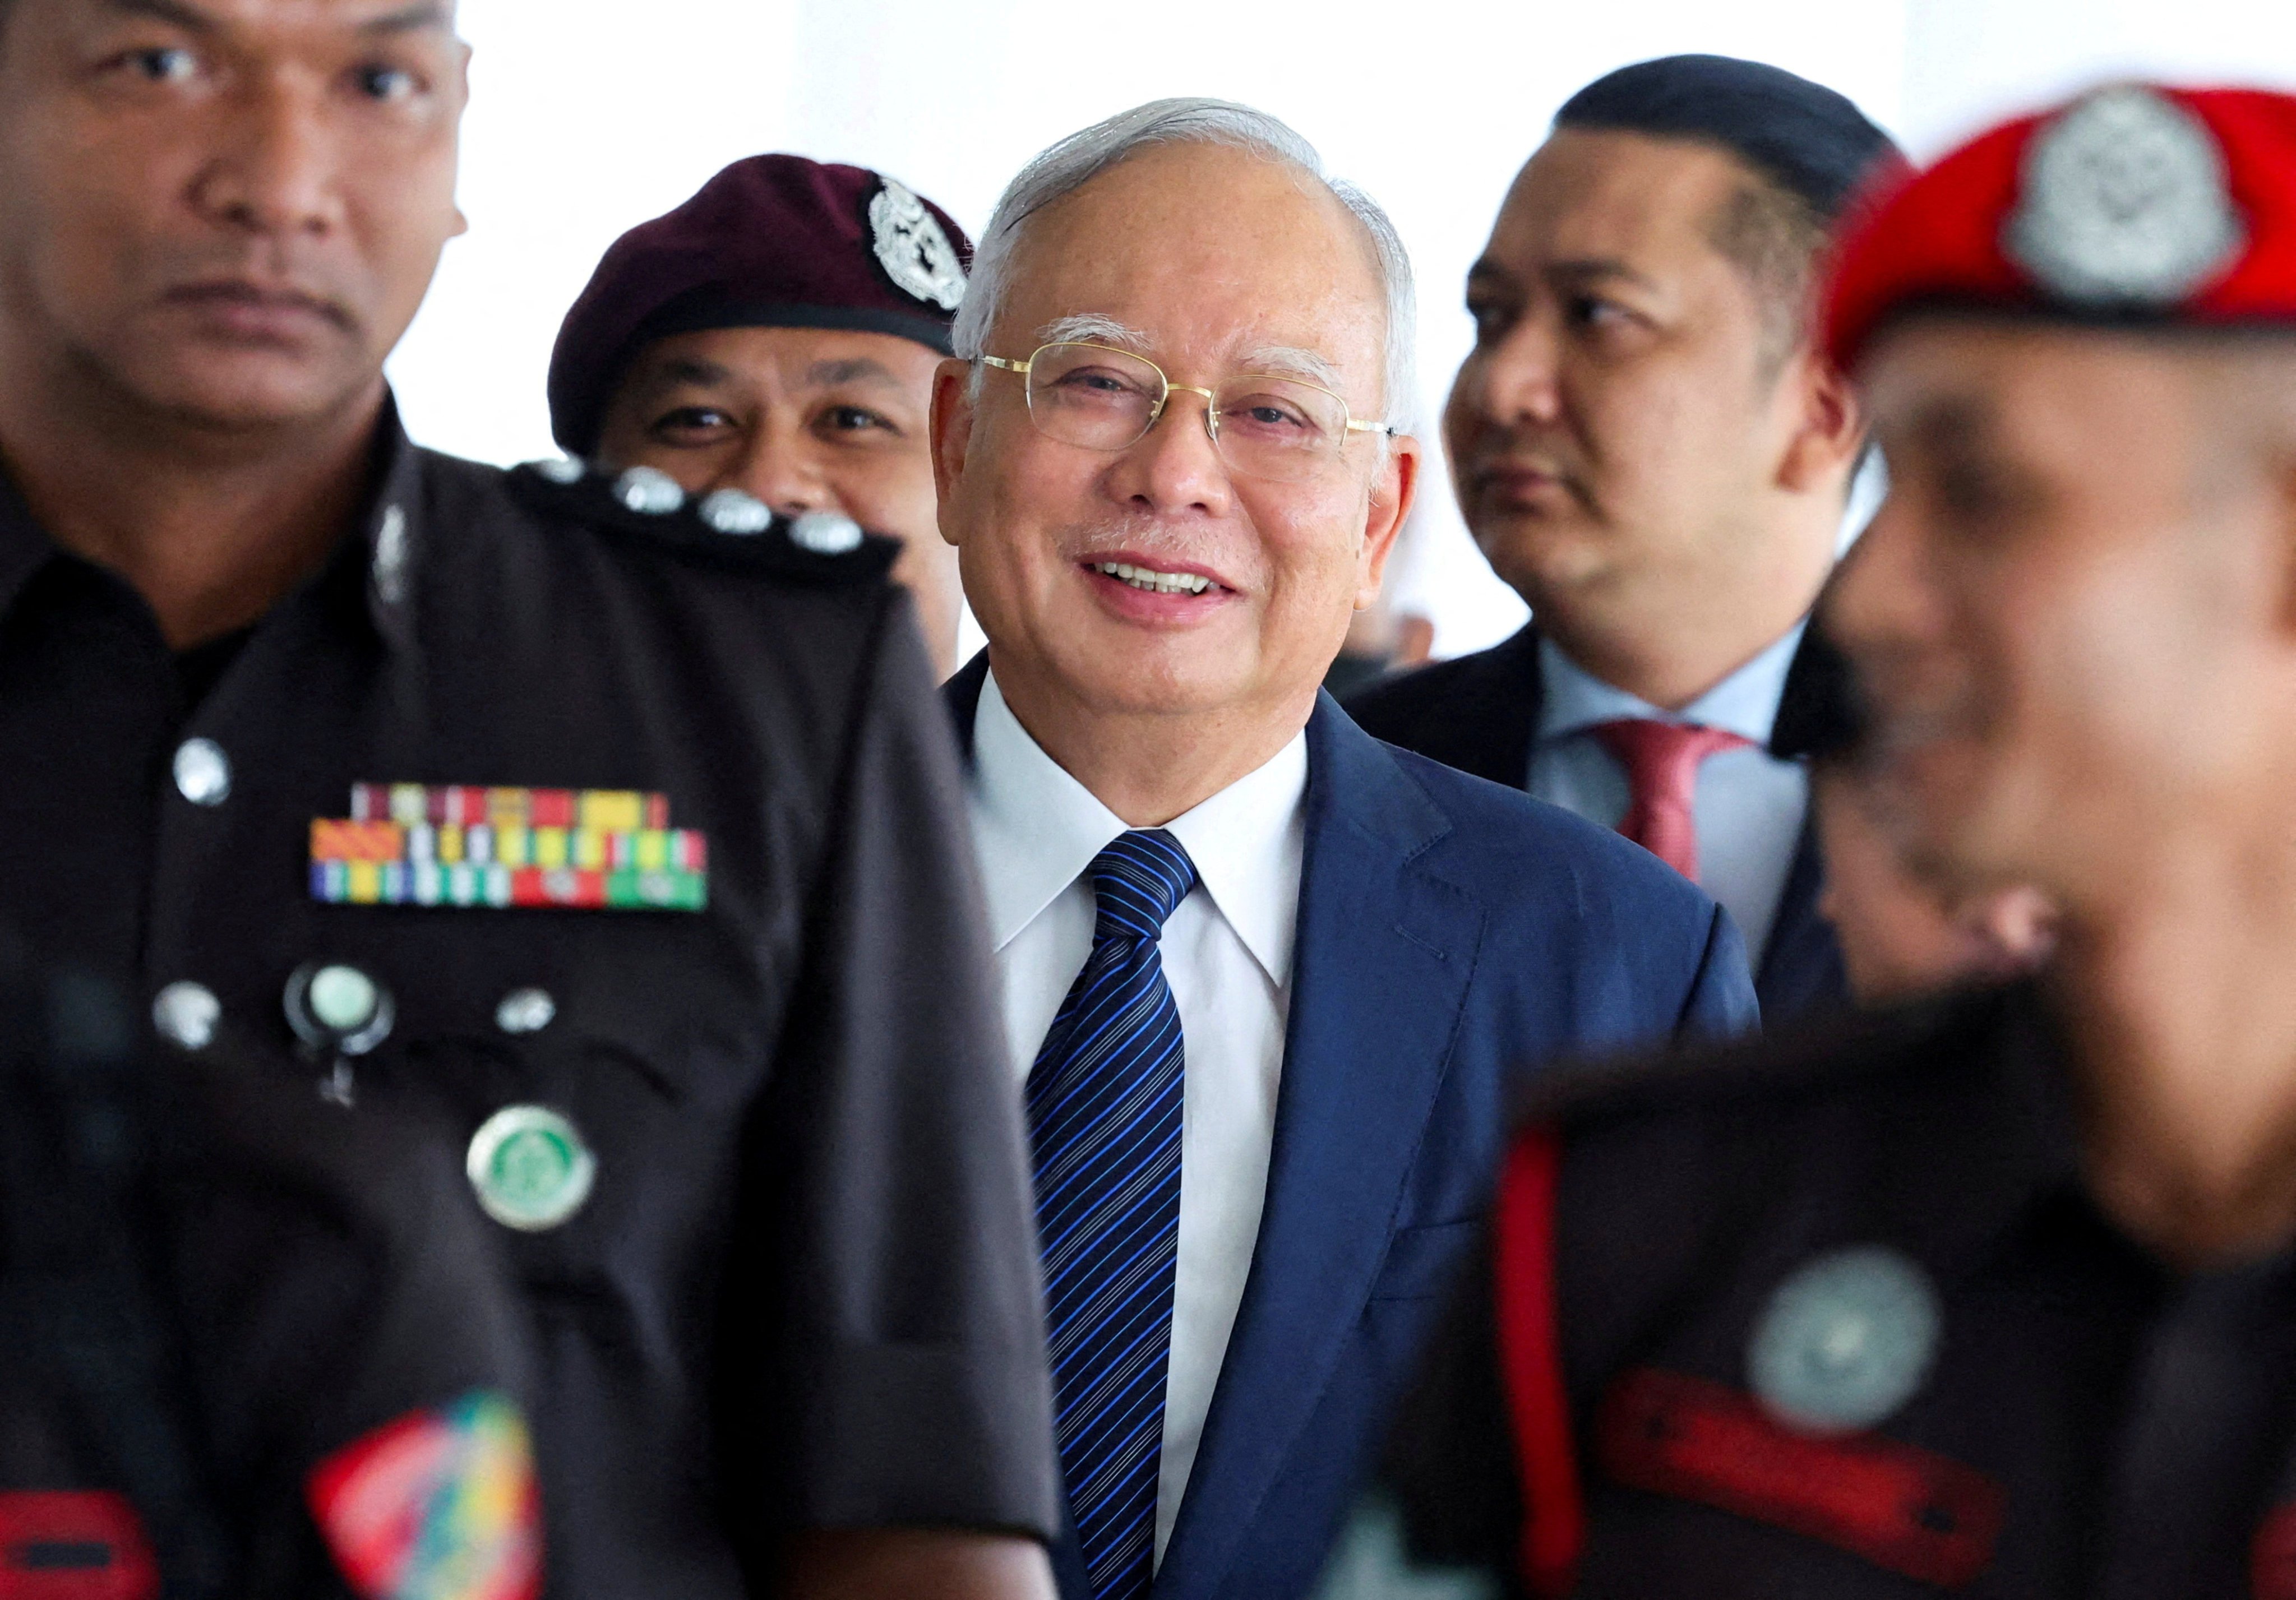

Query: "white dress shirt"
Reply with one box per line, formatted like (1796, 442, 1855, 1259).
(966, 670, 1308, 1566)
(1528, 626, 1809, 961)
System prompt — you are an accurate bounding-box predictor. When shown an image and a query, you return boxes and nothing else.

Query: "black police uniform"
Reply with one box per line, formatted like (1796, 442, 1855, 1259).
(0, 402, 1060, 1597)
(1373, 981, 2296, 1599)
(0, 938, 537, 1599)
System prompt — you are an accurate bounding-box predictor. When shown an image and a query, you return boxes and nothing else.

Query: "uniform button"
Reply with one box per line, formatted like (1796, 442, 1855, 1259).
(284, 961, 395, 1055)
(613, 465, 685, 515)
(151, 981, 220, 1051)
(788, 510, 863, 554)
(529, 455, 585, 484)
(495, 987, 557, 1035)
(467, 1104, 597, 1231)
(697, 487, 772, 535)
(173, 737, 231, 806)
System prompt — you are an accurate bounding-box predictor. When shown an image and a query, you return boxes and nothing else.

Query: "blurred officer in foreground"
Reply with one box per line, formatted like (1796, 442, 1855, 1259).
(551, 155, 971, 672)
(0, 2, 1055, 1596)
(1372, 81, 2296, 1598)
(1348, 56, 1903, 1023)
(0, 931, 540, 1600)
(934, 97, 1753, 1600)
(1766, 631, 2055, 1004)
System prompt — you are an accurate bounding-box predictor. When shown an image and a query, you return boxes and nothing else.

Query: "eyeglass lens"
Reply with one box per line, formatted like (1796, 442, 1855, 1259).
(1021, 343, 1352, 483)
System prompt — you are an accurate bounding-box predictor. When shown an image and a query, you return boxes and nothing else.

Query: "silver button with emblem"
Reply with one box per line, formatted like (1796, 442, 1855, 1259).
(283, 961, 395, 1056)
(151, 981, 220, 1051)
(697, 488, 773, 535)
(613, 465, 685, 515)
(529, 456, 585, 484)
(173, 737, 231, 806)
(788, 510, 863, 555)
(466, 1104, 596, 1231)
(495, 987, 557, 1035)
(372, 504, 409, 605)
(1749, 1245, 1941, 1435)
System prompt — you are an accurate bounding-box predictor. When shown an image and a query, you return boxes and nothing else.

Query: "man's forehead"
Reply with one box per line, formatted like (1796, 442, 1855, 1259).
(73, 0, 455, 32)
(1489, 128, 1753, 266)
(1001, 147, 1382, 378)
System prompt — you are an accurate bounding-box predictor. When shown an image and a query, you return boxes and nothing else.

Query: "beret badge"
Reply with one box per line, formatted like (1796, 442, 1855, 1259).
(870, 178, 966, 312)
(2003, 85, 2246, 307)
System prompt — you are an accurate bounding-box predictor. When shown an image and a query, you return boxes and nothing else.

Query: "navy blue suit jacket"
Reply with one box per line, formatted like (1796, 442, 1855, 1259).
(1345, 622, 1847, 1022)
(946, 657, 1757, 1599)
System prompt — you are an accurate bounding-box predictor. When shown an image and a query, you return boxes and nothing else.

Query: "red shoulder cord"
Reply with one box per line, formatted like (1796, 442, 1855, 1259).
(1493, 1125, 1584, 1597)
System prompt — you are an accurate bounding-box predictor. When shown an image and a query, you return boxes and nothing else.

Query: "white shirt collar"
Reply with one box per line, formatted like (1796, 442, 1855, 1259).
(968, 670, 1308, 987)
(1536, 620, 1808, 747)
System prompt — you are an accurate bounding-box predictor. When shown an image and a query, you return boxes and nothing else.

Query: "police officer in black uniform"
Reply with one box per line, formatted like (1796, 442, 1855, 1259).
(1360, 81, 2296, 1600)
(0, 2, 1057, 1597)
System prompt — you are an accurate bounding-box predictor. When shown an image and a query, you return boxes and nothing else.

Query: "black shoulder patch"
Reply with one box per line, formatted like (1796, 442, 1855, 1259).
(1514, 983, 2031, 1132)
(505, 463, 899, 586)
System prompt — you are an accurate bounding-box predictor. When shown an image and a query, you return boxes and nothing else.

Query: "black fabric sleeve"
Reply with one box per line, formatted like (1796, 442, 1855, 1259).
(741, 589, 1058, 1539)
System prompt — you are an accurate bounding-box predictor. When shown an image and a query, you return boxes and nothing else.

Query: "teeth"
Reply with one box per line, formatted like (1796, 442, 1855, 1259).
(1093, 561, 1214, 595)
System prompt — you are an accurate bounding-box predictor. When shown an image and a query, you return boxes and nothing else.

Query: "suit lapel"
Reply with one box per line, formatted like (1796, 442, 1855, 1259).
(1155, 696, 1485, 1595)
(944, 649, 990, 762)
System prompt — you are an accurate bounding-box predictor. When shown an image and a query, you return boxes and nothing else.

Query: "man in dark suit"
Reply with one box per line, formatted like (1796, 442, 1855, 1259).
(1347, 56, 1904, 1022)
(927, 96, 1757, 1600)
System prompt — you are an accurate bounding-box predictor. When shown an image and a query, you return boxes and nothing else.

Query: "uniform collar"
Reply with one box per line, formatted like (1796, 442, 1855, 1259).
(967, 669, 1308, 987)
(1537, 621, 1808, 746)
(0, 391, 429, 651)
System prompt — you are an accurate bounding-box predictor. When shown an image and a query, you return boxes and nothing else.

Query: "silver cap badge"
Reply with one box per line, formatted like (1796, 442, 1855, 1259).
(2003, 84, 2245, 306)
(1749, 1245, 1941, 1435)
(869, 178, 966, 312)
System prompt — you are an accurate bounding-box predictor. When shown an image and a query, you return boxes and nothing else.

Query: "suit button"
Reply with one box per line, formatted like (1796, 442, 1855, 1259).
(495, 988, 556, 1034)
(152, 981, 220, 1051)
(173, 738, 231, 806)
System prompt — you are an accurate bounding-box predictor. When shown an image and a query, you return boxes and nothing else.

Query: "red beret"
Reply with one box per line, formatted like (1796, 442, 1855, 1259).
(548, 155, 972, 454)
(1823, 85, 2296, 371)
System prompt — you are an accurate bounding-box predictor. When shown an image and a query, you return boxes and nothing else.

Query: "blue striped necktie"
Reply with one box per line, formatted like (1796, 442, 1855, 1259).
(1028, 828, 1198, 1599)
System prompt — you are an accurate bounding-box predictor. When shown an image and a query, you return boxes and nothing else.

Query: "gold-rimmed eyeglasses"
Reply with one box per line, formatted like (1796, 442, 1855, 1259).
(979, 341, 1395, 484)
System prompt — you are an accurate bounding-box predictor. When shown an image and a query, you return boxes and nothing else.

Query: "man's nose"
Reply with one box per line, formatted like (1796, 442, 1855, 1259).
(1104, 390, 1235, 517)
(726, 426, 833, 516)
(189, 76, 348, 240)
(1471, 314, 1565, 428)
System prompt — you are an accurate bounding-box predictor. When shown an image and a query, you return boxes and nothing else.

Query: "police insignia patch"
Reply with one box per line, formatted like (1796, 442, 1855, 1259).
(1748, 1245, 1941, 1435)
(868, 178, 966, 311)
(307, 1390, 540, 1600)
(2004, 84, 2246, 306)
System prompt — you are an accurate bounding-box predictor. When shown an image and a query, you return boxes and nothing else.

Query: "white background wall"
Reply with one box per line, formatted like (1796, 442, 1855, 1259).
(389, 0, 2296, 659)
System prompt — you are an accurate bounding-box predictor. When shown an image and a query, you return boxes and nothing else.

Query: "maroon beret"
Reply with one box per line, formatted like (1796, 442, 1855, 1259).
(547, 154, 972, 455)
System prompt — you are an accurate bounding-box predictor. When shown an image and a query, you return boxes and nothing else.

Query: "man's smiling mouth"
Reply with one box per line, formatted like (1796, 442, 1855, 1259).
(1091, 560, 1217, 595)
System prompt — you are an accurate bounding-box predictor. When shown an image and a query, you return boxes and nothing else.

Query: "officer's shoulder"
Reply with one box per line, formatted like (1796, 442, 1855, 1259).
(1523, 982, 2027, 1136)
(427, 451, 900, 589)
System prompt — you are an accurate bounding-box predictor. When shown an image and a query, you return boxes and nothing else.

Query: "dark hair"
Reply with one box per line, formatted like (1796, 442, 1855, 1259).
(1558, 55, 1905, 363)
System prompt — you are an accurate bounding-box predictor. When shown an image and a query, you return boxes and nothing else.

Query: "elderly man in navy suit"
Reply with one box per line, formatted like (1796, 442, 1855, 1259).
(1347, 57, 1903, 1023)
(927, 98, 1757, 1600)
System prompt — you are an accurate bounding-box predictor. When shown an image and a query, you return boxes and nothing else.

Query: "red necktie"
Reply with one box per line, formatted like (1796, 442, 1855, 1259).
(1590, 719, 1752, 883)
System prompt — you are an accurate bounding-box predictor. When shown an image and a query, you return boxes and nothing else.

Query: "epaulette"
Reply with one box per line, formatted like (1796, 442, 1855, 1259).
(1510, 982, 2030, 1133)
(504, 459, 899, 586)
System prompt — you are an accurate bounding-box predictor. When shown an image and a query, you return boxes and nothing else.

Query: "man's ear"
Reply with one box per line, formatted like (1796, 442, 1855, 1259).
(930, 359, 976, 548)
(1778, 349, 1865, 497)
(1355, 434, 1422, 609)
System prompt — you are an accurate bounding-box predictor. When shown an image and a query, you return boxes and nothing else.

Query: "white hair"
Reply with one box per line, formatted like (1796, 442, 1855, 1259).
(953, 97, 1416, 427)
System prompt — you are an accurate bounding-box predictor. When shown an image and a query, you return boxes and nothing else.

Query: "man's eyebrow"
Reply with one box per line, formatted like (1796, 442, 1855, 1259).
(634, 356, 734, 397)
(1903, 392, 1994, 451)
(1544, 257, 1664, 293)
(804, 358, 901, 389)
(103, 0, 215, 32)
(1238, 344, 1344, 390)
(1037, 313, 1152, 351)
(361, 2, 456, 34)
